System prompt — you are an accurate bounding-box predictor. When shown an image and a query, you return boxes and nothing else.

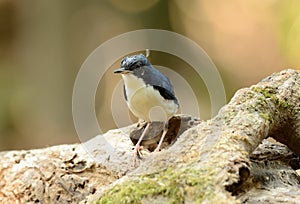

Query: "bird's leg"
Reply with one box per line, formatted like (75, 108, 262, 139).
(132, 122, 151, 166)
(154, 122, 168, 152)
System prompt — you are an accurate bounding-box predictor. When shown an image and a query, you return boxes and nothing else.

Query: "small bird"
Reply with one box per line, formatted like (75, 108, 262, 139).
(114, 54, 179, 165)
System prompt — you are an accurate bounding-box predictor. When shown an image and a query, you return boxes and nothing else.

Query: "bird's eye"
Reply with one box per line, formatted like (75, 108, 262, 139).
(135, 61, 143, 67)
(120, 57, 129, 66)
(128, 61, 142, 70)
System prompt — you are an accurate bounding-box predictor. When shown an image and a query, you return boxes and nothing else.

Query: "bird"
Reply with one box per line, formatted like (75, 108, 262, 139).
(114, 53, 179, 166)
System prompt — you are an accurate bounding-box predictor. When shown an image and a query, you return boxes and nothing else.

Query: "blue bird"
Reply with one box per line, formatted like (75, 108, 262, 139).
(114, 54, 179, 165)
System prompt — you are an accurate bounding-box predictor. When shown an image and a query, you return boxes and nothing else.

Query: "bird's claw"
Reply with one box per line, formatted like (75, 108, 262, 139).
(132, 145, 143, 167)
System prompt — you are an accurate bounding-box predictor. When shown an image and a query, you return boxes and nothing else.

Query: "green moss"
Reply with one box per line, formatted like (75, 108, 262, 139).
(278, 99, 288, 108)
(259, 112, 271, 121)
(252, 86, 289, 111)
(252, 87, 277, 101)
(93, 167, 216, 204)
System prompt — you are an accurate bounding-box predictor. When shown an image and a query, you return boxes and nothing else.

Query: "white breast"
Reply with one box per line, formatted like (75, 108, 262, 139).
(122, 74, 178, 122)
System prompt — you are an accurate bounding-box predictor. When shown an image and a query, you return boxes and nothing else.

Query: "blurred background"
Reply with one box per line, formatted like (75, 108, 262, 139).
(0, 0, 299, 150)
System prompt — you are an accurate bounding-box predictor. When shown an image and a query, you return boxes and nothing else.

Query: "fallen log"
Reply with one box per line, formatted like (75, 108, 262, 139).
(0, 69, 299, 203)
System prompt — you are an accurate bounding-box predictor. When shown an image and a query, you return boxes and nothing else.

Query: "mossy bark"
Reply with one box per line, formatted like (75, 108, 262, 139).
(92, 69, 300, 203)
(0, 69, 299, 203)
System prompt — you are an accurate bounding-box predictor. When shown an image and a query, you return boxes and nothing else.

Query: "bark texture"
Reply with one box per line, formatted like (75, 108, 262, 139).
(0, 69, 299, 203)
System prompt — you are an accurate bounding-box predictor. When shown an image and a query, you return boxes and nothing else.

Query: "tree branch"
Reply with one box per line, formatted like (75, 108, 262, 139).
(91, 69, 300, 203)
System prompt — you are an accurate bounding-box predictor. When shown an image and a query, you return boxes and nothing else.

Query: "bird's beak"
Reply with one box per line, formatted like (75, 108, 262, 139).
(114, 67, 131, 74)
(114, 67, 125, 74)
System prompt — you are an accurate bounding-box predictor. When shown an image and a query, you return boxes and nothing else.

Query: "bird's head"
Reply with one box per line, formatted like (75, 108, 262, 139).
(114, 54, 150, 74)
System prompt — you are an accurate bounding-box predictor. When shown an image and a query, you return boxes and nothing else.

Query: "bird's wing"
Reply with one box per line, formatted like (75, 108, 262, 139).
(133, 65, 176, 95)
(134, 65, 178, 104)
(152, 85, 178, 105)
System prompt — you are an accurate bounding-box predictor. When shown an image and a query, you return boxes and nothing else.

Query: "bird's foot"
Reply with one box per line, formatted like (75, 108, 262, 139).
(132, 144, 143, 167)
